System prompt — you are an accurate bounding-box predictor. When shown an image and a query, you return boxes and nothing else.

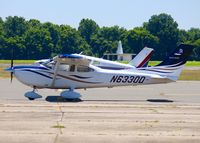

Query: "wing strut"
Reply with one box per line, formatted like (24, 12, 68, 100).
(51, 61, 60, 87)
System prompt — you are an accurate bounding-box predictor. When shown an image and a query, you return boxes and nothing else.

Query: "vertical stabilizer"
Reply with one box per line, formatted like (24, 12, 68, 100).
(141, 44, 194, 81)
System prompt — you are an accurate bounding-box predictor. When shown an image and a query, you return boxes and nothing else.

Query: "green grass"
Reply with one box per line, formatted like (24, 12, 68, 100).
(148, 61, 161, 66)
(0, 60, 200, 66)
(0, 60, 35, 64)
(179, 70, 200, 80)
(51, 125, 65, 129)
(184, 61, 200, 66)
(118, 61, 200, 66)
(148, 61, 200, 66)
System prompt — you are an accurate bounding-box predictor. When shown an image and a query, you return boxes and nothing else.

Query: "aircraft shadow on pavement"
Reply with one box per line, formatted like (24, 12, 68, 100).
(46, 96, 145, 103)
(84, 99, 146, 102)
(45, 96, 82, 103)
(147, 99, 174, 103)
(45, 96, 174, 103)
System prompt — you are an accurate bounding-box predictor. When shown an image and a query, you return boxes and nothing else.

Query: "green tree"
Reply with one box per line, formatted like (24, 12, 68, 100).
(90, 26, 127, 57)
(27, 19, 41, 28)
(0, 17, 3, 35)
(24, 27, 53, 59)
(190, 38, 200, 60)
(0, 35, 6, 58)
(58, 25, 91, 55)
(2, 36, 25, 59)
(43, 22, 60, 56)
(123, 27, 159, 59)
(144, 13, 179, 59)
(187, 28, 200, 42)
(3, 16, 28, 37)
(178, 29, 189, 44)
(78, 18, 99, 44)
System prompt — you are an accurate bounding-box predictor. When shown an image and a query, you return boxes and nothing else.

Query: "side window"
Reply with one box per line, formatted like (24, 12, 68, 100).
(77, 65, 94, 72)
(59, 64, 70, 71)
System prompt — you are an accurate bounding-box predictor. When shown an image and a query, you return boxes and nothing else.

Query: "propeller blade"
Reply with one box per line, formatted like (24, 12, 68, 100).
(10, 47, 14, 83)
(11, 59, 13, 68)
(10, 72, 13, 83)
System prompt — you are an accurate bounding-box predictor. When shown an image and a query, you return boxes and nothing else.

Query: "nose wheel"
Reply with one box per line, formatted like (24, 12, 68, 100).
(24, 87, 42, 100)
(28, 97, 35, 100)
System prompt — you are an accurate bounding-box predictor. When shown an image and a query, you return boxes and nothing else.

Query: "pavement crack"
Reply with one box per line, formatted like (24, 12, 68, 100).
(53, 134, 59, 143)
(56, 102, 64, 134)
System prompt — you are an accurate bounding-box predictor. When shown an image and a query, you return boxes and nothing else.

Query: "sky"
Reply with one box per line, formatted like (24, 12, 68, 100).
(1, 0, 200, 30)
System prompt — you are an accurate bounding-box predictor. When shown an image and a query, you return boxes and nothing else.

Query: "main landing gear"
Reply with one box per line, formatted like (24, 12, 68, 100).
(24, 87, 81, 101)
(24, 87, 42, 100)
(60, 89, 82, 101)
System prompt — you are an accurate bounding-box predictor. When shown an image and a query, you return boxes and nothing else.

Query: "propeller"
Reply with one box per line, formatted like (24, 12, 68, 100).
(10, 47, 14, 83)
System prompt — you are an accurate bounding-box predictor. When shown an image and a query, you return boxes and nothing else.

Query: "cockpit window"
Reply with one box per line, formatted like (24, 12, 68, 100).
(77, 65, 94, 72)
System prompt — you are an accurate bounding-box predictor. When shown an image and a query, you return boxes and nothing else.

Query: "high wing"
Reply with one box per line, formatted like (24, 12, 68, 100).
(34, 47, 154, 70)
(73, 54, 133, 70)
(72, 47, 154, 70)
(53, 54, 91, 65)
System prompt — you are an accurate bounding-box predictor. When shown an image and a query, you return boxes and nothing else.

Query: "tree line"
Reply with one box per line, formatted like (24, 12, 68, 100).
(0, 13, 200, 60)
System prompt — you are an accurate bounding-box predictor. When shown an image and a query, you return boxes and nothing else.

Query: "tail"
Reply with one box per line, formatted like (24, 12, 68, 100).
(157, 44, 194, 66)
(129, 47, 154, 68)
(140, 44, 194, 81)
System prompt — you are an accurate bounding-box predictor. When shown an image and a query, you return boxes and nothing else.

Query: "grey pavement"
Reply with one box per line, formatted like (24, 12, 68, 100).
(0, 79, 200, 143)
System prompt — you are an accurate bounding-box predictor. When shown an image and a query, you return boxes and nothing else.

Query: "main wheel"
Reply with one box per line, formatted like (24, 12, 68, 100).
(60, 90, 81, 99)
(65, 98, 82, 102)
(28, 97, 34, 100)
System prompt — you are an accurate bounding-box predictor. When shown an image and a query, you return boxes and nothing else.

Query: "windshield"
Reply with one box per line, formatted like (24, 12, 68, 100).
(42, 59, 55, 69)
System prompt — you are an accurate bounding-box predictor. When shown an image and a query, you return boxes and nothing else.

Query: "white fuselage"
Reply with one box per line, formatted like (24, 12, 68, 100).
(13, 64, 172, 90)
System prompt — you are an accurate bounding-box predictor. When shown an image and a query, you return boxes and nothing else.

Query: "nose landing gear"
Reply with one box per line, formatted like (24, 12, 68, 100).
(24, 87, 42, 100)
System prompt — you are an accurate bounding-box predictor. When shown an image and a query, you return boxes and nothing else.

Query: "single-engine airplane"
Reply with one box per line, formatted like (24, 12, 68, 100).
(5, 44, 193, 101)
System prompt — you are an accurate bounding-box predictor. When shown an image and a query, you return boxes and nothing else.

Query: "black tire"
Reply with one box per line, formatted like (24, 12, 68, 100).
(28, 97, 34, 100)
(66, 98, 82, 102)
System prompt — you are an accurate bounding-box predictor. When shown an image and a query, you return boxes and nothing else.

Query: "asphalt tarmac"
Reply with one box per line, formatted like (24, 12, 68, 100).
(0, 79, 200, 143)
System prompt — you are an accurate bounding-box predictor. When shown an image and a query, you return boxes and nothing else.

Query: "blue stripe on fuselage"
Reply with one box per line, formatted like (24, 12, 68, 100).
(13, 66, 49, 70)
(22, 69, 53, 79)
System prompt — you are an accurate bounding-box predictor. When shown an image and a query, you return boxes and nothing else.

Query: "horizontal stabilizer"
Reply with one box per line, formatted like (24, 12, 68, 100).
(129, 47, 153, 68)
